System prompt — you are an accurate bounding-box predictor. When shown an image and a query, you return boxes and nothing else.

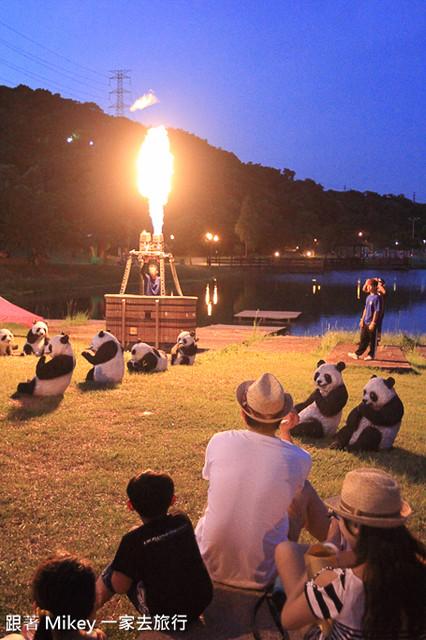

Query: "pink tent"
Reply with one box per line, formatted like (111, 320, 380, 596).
(0, 296, 43, 327)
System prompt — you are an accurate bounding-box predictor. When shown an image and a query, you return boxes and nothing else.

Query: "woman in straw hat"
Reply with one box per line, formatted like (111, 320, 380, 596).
(275, 468, 426, 640)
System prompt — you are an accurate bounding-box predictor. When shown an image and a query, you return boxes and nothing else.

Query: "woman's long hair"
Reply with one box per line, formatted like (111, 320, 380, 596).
(32, 553, 96, 640)
(354, 524, 426, 640)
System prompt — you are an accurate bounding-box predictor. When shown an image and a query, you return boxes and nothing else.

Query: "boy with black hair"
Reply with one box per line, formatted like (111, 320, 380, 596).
(95, 470, 213, 622)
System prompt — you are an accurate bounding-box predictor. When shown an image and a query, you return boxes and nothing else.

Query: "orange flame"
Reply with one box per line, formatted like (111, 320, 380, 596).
(136, 126, 174, 235)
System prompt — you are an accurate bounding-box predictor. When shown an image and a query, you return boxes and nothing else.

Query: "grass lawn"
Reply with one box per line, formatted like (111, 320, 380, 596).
(0, 324, 425, 638)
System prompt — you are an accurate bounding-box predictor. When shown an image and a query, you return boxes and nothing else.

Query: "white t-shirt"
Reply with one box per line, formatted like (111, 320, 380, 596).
(195, 429, 312, 589)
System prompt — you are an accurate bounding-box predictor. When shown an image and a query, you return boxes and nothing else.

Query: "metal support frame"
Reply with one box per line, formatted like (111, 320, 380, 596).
(119, 237, 183, 297)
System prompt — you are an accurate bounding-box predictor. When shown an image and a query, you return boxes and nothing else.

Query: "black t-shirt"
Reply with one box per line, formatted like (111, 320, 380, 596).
(111, 511, 213, 619)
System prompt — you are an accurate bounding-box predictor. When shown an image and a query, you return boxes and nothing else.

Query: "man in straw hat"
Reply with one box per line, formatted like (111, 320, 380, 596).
(195, 373, 330, 589)
(274, 468, 425, 639)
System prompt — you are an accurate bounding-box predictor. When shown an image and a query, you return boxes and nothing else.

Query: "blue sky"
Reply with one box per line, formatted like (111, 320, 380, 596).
(1, 1, 424, 201)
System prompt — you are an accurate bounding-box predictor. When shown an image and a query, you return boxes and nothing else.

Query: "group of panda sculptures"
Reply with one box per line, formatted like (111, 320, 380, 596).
(291, 359, 404, 452)
(3, 324, 404, 453)
(7, 324, 199, 398)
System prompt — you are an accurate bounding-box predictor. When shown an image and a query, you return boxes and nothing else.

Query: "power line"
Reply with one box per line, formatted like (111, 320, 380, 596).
(0, 37, 107, 94)
(0, 18, 105, 79)
(0, 38, 105, 91)
(0, 57, 106, 103)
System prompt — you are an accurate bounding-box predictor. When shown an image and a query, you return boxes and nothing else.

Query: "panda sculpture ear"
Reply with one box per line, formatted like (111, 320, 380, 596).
(336, 361, 346, 372)
(370, 374, 377, 379)
(190, 331, 195, 337)
(136, 339, 141, 344)
(317, 360, 325, 367)
(60, 334, 70, 344)
(99, 331, 105, 338)
(385, 377, 395, 389)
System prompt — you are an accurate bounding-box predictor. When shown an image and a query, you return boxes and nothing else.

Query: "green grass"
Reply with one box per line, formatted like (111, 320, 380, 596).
(0, 326, 425, 637)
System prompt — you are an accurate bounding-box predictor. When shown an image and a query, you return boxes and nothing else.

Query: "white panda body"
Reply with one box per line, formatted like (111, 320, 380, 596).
(0, 329, 15, 355)
(82, 330, 124, 384)
(349, 417, 401, 450)
(298, 401, 342, 436)
(128, 341, 168, 373)
(170, 331, 198, 366)
(22, 321, 49, 356)
(14, 334, 76, 397)
(294, 361, 348, 437)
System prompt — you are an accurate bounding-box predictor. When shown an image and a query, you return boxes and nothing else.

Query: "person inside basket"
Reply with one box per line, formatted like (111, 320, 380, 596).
(195, 372, 330, 590)
(2, 553, 105, 640)
(95, 469, 213, 623)
(275, 467, 426, 639)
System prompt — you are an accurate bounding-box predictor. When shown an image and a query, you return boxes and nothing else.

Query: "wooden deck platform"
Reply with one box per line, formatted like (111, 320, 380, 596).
(327, 342, 412, 372)
(234, 309, 301, 324)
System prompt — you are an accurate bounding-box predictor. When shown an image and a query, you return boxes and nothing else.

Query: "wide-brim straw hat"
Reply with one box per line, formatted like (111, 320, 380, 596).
(236, 373, 293, 424)
(325, 468, 412, 528)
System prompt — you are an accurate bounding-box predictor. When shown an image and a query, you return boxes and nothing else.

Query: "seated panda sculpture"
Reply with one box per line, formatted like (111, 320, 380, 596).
(81, 330, 124, 384)
(127, 340, 168, 373)
(330, 375, 404, 452)
(0, 328, 17, 356)
(13, 333, 76, 397)
(291, 360, 348, 438)
(171, 330, 198, 366)
(21, 320, 49, 356)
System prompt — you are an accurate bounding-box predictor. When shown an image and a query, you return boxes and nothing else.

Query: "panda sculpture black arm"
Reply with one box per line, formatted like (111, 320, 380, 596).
(294, 390, 318, 413)
(81, 340, 118, 364)
(329, 406, 363, 449)
(313, 385, 349, 417)
(130, 351, 158, 372)
(359, 395, 404, 426)
(35, 355, 75, 380)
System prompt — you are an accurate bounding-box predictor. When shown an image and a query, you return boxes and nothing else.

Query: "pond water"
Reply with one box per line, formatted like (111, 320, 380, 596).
(19, 269, 426, 336)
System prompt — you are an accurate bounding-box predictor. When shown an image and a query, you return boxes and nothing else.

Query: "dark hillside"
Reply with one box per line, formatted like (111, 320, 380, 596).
(0, 85, 424, 260)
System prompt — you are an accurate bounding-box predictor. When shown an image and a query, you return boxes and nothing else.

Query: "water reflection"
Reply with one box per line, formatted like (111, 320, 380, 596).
(11, 269, 426, 336)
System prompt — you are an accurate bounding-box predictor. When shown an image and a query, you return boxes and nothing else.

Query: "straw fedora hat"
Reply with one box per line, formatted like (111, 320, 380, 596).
(325, 468, 412, 528)
(236, 373, 293, 424)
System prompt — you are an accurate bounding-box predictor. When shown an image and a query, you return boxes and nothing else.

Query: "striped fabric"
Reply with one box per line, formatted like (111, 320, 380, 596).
(304, 568, 425, 640)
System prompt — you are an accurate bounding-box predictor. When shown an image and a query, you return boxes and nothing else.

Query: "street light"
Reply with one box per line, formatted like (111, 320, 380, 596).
(205, 232, 219, 264)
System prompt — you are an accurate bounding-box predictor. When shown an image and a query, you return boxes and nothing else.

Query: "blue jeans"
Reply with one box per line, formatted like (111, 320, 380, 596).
(101, 562, 149, 615)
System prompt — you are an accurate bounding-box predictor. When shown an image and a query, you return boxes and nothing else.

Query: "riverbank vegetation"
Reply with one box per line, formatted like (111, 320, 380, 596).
(0, 326, 424, 637)
(1, 85, 424, 264)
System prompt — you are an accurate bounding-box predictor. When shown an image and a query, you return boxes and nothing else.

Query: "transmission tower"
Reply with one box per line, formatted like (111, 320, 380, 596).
(109, 69, 132, 117)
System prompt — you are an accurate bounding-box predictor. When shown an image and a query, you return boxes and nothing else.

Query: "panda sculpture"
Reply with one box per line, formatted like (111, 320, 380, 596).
(291, 360, 348, 438)
(0, 329, 16, 356)
(171, 330, 198, 366)
(330, 375, 404, 452)
(82, 330, 124, 384)
(21, 321, 49, 356)
(127, 340, 168, 373)
(13, 333, 76, 397)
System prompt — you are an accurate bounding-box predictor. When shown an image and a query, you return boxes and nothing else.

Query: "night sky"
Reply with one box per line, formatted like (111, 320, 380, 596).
(1, 1, 424, 201)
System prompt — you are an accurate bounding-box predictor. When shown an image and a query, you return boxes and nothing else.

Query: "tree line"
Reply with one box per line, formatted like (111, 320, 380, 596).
(0, 84, 424, 261)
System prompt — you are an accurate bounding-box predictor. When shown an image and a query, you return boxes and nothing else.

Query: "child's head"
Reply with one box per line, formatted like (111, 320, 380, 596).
(368, 278, 378, 292)
(32, 553, 95, 620)
(127, 469, 174, 519)
(148, 263, 159, 278)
